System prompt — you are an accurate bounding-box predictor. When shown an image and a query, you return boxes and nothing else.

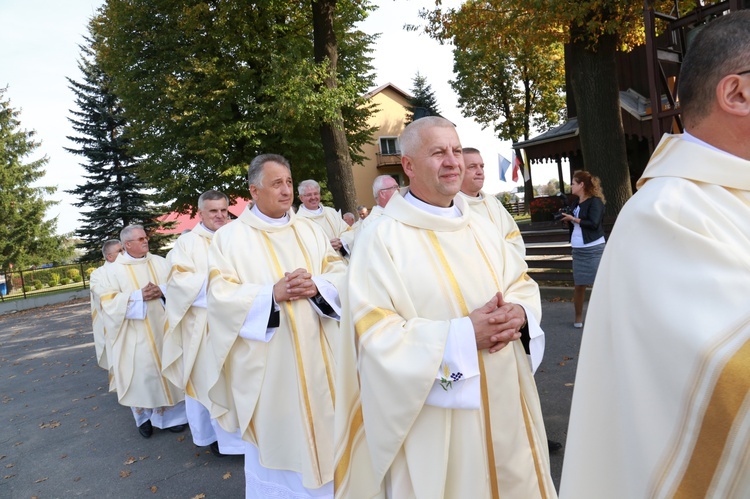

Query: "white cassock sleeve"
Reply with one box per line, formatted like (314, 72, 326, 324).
(309, 275, 341, 320)
(425, 316, 481, 410)
(238, 285, 276, 342)
(192, 278, 207, 309)
(125, 289, 147, 320)
(520, 304, 545, 374)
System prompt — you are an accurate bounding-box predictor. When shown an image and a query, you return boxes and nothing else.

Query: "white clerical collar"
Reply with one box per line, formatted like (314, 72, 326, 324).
(251, 204, 289, 226)
(199, 222, 215, 234)
(299, 205, 323, 215)
(682, 131, 737, 158)
(123, 250, 147, 260)
(405, 191, 462, 218)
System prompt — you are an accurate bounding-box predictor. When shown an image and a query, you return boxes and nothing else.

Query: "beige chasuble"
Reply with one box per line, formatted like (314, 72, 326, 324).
(458, 190, 526, 259)
(297, 205, 352, 240)
(89, 263, 112, 372)
(334, 192, 555, 499)
(207, 207, 347, 489)
(162, 223, 215, 407)
(560, 134, 750, 498)
(100, 253, 184, 409)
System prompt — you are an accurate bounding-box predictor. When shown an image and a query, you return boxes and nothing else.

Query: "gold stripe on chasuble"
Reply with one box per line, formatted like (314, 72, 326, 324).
(186, 379, 196, 399)
(354, 308, 395, 338)
(146, 260, 159, 283)
(208, 268, 240, 285)
(260, 230, 321, 481)
(334, 404, 364, 489)
(167, 264, 191, 281)
(425, 230, 500, 499)
(505, 230, 521, 241)
(92, 309, 98, 320)
(674, 338, 750, 498)
(101, 293, 117, 302)
(143, 313, 173, 405)
(318, 323, 335, 405)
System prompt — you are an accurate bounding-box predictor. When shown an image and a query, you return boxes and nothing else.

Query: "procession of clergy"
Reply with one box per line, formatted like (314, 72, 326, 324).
(85, 15, 750, 495)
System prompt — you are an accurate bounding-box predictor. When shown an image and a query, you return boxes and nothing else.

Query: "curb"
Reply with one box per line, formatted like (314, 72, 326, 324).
(0, 289, 90, 315)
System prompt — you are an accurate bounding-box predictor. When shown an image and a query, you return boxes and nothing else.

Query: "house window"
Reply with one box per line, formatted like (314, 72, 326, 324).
(379, 137, 399, 155)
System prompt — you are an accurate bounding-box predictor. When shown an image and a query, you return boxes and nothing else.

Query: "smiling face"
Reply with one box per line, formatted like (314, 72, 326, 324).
(198, 198, 229, 232)
(402, 125, 464, 207)
(299, 186, 321, 211)
(250, 161, 294, 218)
(461, 151, 485, 197)
(123, 228, 149, 258)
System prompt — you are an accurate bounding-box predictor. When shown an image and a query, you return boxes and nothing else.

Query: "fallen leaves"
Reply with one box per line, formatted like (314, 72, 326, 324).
(39, 421, 61, 429)
(222, 472, 231, 480)
(150, 485, 158, 493)
(176, 435, 185, 442)
(124, 456, 137, 465)
(119, 470, 131, 478)
(34, 477, 48, 483)
(190, 494, 206, 499)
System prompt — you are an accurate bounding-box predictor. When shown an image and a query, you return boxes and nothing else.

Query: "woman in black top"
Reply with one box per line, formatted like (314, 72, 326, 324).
(560, 171, 606, 328)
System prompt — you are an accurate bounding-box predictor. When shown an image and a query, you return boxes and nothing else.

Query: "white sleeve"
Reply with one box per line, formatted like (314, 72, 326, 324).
(309, 276, 341, 320)
(424, 316, 481, 410)
(520, 303, 545, 374)
(192, 278, 208, 308)
(238, 285, 276, 342)
(125, 289, 147, 320)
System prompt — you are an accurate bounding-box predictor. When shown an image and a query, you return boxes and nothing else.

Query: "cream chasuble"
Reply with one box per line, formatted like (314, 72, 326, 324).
(100, 253, 184, 409)
(334, 192, 555, 499)
(458, 190, 526, 259)
(89, 262, 112, 372)
(163, 223, 216, 407)
(207, 207, 347, 490)
(297, 205, 352, 240)
(560, 134, 750, 499)
(341, 205, 384, 254)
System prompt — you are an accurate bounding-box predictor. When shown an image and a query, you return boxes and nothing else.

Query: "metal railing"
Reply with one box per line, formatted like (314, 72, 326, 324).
(0, 261, 102, 301)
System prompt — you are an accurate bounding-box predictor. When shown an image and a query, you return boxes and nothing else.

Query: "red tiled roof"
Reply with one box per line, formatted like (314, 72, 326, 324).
(157, 198, 252, 235)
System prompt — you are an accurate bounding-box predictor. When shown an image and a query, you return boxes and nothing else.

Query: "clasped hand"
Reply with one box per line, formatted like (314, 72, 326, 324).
(141, 282, 164, 301)
(470, 292, 526, 353)
(273, 268, 318, 302)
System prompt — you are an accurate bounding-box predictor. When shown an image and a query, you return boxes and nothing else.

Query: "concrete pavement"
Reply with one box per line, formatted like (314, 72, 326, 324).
(0, 295, 585, 497)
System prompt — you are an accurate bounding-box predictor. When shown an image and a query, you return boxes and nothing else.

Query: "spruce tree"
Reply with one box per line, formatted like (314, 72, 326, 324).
(65, 37, 171, 260)
(407, 71, 442, 122)
(0, 88, 72, 270)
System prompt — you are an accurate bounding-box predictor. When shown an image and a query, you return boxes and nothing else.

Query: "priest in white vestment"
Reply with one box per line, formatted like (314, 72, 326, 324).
(459, 147, 526, 259)
(207, 154, 347, 498)
(163, 190, 244, 455)
(560, 12, 750, 498)
(342, 175, 399, 253)
(334, 117, 556, 499)
(100, 225, 187, 438)
(89, 239, 122, 375)
(296, 178, 352, 257)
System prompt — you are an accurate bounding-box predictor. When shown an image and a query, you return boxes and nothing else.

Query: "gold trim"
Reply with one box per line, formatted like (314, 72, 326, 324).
(319, 323, 336, 406)
(354, 308, 395, 338)
(334, 404, 364, 489)
(208, 268, 239, 285)
(521, 391, 549, 498)
(143, 316, 173, 405)
(674, 338, 750, 497)
(186, 379, 197, 399)
(100, 293, 117, 302)
(505, 230, 522, 241)
(167, 264, 192, 281)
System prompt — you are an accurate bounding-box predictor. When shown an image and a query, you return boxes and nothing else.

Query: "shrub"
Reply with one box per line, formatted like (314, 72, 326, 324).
(33, 280, 44, 290)
(86, 267, 96, 278)
(23, 285, 33, 293)
(49, 274, 61, 286)
(60, 278, 71, 285)
(72, 275, 83, 283)
(66, 268, 81, 280)
(529, 195, 567, 223)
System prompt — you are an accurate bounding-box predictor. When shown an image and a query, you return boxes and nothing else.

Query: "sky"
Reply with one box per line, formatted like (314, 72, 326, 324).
(0, 0, 559, 236)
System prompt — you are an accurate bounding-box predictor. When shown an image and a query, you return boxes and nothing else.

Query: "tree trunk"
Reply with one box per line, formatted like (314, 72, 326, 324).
(568, 30, 632, 218)
(311, 0, 358, 214)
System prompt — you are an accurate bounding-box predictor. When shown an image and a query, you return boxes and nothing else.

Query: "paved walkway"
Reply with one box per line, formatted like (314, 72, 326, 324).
(0, 296, 585, 497)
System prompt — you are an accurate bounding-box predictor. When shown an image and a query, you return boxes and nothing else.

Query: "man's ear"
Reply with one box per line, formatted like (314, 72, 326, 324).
(716, 73, 750, 117)
(401, 155, 415, 180)
(249, 185, 258, 200)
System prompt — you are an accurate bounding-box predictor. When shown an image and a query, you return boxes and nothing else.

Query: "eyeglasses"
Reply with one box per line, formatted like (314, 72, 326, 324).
(126, 236, 149, 244)
(379, 185, 399, 193)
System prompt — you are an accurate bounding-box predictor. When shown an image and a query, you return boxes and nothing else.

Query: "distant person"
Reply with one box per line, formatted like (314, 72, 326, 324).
(89, 239, 122, 373)
(162, 190, 243, 456)
(343, 212, 356, 227)
(357, 205, 369, 220)
(561, 11, 750, 498)
(100, 225, 187, 438)
(558, 171, 606, 328)
(296, 179, 351, 256)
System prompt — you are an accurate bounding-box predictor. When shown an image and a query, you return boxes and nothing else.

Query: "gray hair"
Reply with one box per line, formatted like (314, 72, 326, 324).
(101, 239, 121, 258)
(248, 154, 291, 188)
(120, 224, 145, 243)
(298, 179, 320, 196)
(343, 212, 355, 221)
(198, 189, 229, 210)
(372, 175, 394, 198)
(463, 147, 481, 155)
(679, 11, 750, 127)
(399, 116, 456, 157)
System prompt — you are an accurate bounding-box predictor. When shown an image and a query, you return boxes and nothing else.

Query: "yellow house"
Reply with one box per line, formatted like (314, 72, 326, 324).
(350, 83, 412, 209)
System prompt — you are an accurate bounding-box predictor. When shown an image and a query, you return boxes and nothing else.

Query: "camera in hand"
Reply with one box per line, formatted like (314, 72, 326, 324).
(553, 206, 573, 221)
